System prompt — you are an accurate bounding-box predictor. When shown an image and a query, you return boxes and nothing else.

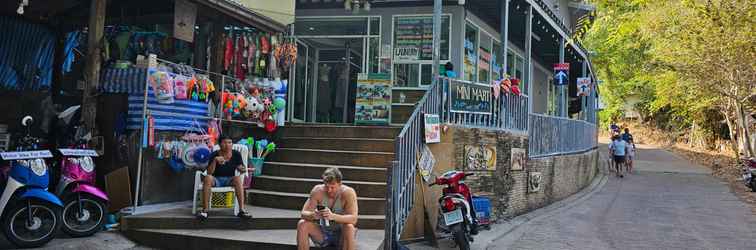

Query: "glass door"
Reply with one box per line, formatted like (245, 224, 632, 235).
(291, 41, 310, 122)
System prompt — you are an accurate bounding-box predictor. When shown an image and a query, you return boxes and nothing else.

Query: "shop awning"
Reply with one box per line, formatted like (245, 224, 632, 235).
(195, 0, 288, 33)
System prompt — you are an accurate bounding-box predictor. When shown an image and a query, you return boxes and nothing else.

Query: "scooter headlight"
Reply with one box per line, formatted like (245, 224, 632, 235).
(30, 159, 46, 176)
(80, 157, 94, 173)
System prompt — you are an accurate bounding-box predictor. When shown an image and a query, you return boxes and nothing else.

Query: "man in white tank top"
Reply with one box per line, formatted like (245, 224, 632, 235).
(297, 168, 359, 250)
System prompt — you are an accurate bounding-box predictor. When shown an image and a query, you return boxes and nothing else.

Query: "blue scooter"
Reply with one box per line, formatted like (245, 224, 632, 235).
(0, 116, 62, 248)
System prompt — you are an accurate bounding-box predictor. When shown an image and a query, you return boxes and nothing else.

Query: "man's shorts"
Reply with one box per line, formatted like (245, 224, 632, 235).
(311, 224, 357, 247)
(626, 155, 634, 161)
(613, 155, 626, 164)
(213, 176, 234, 187)
(312, 225, 341, 247)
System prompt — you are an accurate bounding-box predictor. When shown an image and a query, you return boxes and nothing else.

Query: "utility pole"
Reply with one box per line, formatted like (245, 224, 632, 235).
(82, 0, 106, 135)
(431, 0, 442, 85)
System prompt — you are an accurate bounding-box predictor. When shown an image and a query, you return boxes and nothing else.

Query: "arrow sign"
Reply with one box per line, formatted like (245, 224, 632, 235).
(553, 63, 570, 86)
(576, 77, 591, 96)
(556, 71, 568, 84)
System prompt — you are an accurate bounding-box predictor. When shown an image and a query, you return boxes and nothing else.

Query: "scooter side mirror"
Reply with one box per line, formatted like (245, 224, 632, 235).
(21, 116, 34, 127)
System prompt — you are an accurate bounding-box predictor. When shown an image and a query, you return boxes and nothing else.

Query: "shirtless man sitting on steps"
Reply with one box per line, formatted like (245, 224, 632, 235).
(296, 167, 359, 250)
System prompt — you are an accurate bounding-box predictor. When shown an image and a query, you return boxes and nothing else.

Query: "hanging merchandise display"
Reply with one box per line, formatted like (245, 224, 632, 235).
(220, 77, 286, 132)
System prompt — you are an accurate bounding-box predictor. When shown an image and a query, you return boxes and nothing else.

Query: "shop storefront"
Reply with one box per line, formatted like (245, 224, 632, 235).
(291, 0, 595, 125)
(1, 0, 293, 213)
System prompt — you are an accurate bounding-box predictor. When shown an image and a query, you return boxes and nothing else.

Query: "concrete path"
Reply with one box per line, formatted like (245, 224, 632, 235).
(0, 231, 151, 250)
(489, 143, 756, 250)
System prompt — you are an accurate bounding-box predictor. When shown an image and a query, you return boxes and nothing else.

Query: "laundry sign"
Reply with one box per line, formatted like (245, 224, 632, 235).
(450, 80, 492, 114)
(174, 0, 197, 42)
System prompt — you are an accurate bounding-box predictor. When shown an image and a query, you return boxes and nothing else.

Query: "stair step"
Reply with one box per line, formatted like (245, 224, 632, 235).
(268, 148, 394, 168)
(122, 206, 384, 230)
(263, 162, 387, 182)
(124, 228, 384, 250)
(281, 125, 400, 139)
(280, 137, 395, 153)
(247, 189, 386, 215)
(254, 175, 386, 198)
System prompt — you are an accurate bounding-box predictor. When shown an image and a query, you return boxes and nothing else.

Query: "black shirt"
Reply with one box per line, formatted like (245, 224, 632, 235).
(209, 150, 243, 177)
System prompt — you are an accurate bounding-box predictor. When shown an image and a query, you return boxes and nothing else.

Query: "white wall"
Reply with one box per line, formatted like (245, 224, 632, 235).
(236, 0, 295, 25)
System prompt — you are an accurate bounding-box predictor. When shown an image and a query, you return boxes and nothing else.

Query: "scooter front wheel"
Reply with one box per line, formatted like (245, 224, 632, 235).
(2, 199, 61, 248)
(61, 194, 106, 237)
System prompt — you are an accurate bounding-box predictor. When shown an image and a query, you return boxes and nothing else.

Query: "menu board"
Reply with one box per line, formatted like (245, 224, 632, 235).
(355, 74, 392, 125)
(393, 16, 450, 61)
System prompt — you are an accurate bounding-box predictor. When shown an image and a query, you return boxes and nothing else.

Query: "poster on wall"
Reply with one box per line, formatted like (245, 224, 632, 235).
(529, 172, 543, 193)
(464, 145, 497, 171)
(417, 144, 436, 183)
(173, 0, 197, 42)
(355, 74, 392, 125)
(511, 148, 526, 171)
(449, 80, 492, 114)
(424, 114, 441, 143)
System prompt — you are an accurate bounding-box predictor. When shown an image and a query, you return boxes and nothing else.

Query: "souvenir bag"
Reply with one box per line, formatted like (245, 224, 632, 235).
(174, 75, 189, 100)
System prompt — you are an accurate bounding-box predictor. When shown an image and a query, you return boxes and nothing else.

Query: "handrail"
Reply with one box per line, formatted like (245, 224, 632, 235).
(441, 77, 529, 133)
(528, 113, 598, 158)
(384, 76, 443, 250)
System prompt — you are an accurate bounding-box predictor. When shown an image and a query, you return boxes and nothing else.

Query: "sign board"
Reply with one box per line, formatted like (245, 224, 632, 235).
(511, 148, 526, 171)
(355, 74, 392, 125)
(424, 114, 441, 143)
(576, 77, 592, 96)
(59, 149, 99, 157)
(449, 80, 492, 114)
(417, 144, 436, 183)
(1, 150, 53, 160)
(464, 145, 497, 171)
(393, 16, 449, 61)
(553, 63, 570, 85)
(174, 0, 197, 42)
(529, 172, 543, 193)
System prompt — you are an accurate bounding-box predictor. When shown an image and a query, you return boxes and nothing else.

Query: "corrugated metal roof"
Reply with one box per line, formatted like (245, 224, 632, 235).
(196, 0, 288, 32)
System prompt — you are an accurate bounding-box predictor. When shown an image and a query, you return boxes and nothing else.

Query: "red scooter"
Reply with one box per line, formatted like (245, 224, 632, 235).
(429, 170, 477, 250)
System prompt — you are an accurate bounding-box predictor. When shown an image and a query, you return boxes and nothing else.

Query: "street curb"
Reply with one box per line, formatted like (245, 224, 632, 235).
(477, 172, 609, 249)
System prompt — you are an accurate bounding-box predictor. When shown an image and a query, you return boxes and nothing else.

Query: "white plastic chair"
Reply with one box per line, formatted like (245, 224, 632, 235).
(192, 144, 249, 215)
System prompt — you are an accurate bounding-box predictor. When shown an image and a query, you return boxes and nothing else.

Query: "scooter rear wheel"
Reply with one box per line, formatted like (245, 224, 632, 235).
(451, 223, 470, 250)
(2, 199, 61, 248)
(61, 194, 106, 237)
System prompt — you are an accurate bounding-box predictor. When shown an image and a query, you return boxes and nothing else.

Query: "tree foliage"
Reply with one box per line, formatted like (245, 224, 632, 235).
(585, 0, 755, 155)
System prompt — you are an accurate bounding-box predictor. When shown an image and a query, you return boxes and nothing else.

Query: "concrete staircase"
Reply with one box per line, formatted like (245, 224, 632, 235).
(123, 125, 399, 250)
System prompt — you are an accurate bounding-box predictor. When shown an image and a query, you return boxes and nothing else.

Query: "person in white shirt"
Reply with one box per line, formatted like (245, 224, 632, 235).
(609, 135, 627, 178)
(626, 139, 636, 174)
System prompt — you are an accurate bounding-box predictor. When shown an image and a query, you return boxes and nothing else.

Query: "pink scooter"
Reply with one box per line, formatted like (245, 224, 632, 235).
(54, 149, 109, 237)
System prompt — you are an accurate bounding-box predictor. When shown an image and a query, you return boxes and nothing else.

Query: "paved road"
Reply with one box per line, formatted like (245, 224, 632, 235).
(0, 231, 150, 250)
(489, 143, 756, 250)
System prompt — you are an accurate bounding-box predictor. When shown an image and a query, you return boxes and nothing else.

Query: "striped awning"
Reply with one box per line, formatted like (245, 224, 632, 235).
(0, 16, 55, 90)
(99, 67, 149, 94)
(127, 91, 211, 131)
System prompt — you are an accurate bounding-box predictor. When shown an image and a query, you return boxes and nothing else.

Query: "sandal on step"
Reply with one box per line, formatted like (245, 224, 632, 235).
(196, 211, 208, 220)
(237, 210, 252, 220)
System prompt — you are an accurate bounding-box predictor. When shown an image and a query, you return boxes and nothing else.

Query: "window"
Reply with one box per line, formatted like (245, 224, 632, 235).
(392, 15, 451, 87)
(295, 17, 368, 36)
(506, 51, 514, 77)
(394, 64, 420, 87)
(464, 22, 478, 82)
(368, 37, 380, 73)
(478, 46, 490, 83)
(492, 41, 502, 80)
(393, 15, 450, 61)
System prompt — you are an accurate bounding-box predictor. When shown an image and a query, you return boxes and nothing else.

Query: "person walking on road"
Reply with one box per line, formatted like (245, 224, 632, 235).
(609, 135, 628, 178)
(621, 128, 634, 142)
(626, 139, 636, 174)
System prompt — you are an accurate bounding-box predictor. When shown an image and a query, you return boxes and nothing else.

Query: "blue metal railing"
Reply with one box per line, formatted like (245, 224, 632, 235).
(385, 77, 443, 250)
(441, 77, 529, 133)
(528, 113, 598, 157)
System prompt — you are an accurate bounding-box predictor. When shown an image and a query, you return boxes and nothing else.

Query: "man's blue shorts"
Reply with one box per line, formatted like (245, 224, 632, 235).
(213, 176, 234, 187)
